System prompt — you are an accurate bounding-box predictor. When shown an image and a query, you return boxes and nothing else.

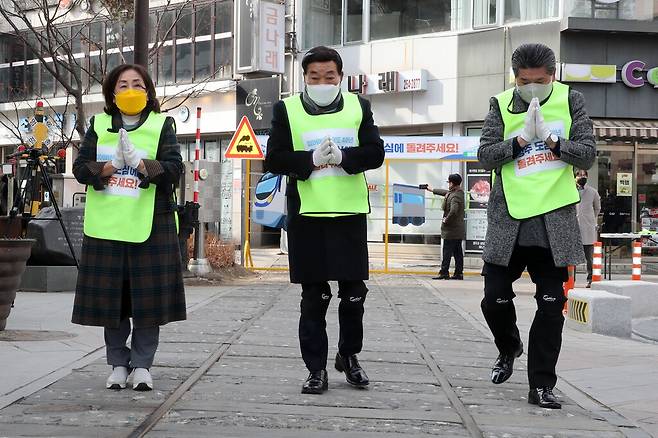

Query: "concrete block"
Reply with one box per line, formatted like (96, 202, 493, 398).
(567, 288, 631, 337)
(18, 266, 78, 292)
(590, 280, 658, 318)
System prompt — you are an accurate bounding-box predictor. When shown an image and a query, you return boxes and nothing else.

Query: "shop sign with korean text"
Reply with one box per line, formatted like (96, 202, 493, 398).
(345, 70, 428, 95)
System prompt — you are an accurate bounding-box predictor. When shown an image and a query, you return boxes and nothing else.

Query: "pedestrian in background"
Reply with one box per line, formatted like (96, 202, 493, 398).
(265, 46, 384, 395)
(576, 169, 601, 288)
(72, 64, 186, 392)
(424, 173, 465, 280)
(478, 43, 595, 409)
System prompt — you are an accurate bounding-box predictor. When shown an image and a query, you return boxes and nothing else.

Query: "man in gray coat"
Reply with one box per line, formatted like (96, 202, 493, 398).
(425, 174, 465, 280)
(478, 43, 595, 409)
(576, 169, 601, 287)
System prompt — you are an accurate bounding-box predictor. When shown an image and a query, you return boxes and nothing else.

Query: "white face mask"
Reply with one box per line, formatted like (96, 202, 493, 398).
(305, 83, 341, 107)
(516, 82, 553, 104)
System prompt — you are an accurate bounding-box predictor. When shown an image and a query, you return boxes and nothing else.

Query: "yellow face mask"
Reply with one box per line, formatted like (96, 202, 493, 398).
(115, 89, 148, 115)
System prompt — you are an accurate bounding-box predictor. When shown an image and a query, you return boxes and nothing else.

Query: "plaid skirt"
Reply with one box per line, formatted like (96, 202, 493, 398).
(72, 211, 186, 329)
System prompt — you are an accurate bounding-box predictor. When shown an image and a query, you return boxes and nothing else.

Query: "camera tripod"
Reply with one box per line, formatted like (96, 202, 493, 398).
(9, 147, 78, 268)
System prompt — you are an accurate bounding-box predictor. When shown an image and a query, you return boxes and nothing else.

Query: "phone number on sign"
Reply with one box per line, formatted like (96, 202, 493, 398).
(403, 78, 422, 90)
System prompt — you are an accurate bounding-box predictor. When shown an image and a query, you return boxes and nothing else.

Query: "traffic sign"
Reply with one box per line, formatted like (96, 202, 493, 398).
(225, 116, 264, 159)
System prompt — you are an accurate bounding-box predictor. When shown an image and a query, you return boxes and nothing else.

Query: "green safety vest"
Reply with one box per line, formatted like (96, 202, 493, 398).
(83, 112, 166, 242)
(283, 93, 370, 216)
(497, 81, 579, 219)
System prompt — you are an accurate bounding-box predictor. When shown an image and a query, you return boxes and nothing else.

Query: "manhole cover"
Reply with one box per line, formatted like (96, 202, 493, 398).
(0, 330, 77, 342)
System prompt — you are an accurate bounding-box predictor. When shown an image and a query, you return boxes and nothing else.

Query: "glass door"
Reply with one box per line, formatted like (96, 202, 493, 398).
(637, 146, 658, 252)
(596, 145, 633, 237)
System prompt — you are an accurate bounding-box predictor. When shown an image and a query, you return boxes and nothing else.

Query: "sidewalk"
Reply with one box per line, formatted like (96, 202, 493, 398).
(0, 272, 655, 436)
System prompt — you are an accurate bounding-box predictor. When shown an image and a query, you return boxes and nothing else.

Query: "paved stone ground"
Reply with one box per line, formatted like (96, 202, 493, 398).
(0, 274, 646, 437)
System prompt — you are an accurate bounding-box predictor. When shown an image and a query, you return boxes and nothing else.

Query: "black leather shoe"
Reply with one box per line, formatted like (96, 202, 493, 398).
(335, 353, 369, 387)
(450, 274, 464, 280)
(432, 274, 450, 280)
(491, 343, 523, 384)
(528, 387, 561, 409)
(301, 370, 328, 394)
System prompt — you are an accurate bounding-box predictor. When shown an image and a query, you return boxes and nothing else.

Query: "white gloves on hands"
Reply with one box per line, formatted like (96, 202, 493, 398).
(519, 97, 538, 143)
(327, 141, 343, 166)
(312, 137, 333, 167)
(111, 142, 125, 170)
(534, 102, 552, 143)
(119, 128, 141, 169)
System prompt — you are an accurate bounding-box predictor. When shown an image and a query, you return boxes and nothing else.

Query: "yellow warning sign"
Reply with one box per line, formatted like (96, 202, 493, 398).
(225, 116, 264, 159)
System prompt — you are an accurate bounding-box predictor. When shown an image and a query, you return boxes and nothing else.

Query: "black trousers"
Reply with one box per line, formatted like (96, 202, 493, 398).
(480, 246, 567, 389)
(440, 239, 463, 276)
(299, 280, 368, 372)
(583, 244, 593, 282)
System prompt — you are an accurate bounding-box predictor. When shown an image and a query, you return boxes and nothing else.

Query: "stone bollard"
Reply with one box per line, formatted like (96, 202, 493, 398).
(566, 288, 631, 337)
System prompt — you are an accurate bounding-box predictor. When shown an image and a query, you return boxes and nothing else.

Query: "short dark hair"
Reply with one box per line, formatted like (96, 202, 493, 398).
(302, 46, 343, 75)
(448, 173, 462, 185)
(102, 63, 160, 115)
(511, 43, 556, 76)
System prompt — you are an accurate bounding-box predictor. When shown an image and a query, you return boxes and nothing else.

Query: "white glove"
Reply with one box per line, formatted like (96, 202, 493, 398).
(119, 128, 141, 169)
(328, 141, 343, 166)
(312, 137, 332, 167)
(519, 98, 538, 143)
(534, 102, 552, 143)
(111, 142, 125, 170)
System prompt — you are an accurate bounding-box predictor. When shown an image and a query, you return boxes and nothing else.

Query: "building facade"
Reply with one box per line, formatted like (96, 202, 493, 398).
(1, 0, 657, 252)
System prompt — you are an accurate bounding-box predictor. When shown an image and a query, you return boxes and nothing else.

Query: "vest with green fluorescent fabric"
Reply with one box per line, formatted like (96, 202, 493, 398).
(84, 112, 166, 242)
(497, 81, 579, 220)
(283, 92, 369, 216)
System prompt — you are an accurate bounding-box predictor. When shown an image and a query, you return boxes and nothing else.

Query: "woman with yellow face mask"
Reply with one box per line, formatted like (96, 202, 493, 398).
(72, 64, 186, 392)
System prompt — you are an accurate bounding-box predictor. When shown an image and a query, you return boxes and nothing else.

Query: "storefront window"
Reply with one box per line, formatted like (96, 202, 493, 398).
(215, 0, 234, 34)
(370, 0, 451, 40)
(597, 147, 633, 236)
(473, 0, 497, 27)
(345, 0, 363, 42)
(304, 0, 342, 48)
(504, 0, 558, 23)
(637, 148, 658, 251)
(564, 0, 656, 21)
(41, 64, 55, 97)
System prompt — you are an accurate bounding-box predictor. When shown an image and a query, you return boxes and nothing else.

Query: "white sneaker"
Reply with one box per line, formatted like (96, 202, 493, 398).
(130, 368, 153, 391)
(106, 366, 129, 389)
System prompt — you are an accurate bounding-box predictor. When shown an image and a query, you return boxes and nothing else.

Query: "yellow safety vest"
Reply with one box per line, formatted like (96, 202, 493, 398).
(497, 81, 579, 219)
(83, 112, 166, 242)
(283, 93, 370, 216)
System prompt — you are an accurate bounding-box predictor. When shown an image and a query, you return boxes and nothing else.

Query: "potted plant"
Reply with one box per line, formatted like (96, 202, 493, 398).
(0, 217, 34, 330)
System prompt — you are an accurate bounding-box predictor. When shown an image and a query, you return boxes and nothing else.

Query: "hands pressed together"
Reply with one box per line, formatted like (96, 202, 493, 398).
(519, 97, 553, 146)
(111, 129, 143, 170)
(312, 137, 343, 168)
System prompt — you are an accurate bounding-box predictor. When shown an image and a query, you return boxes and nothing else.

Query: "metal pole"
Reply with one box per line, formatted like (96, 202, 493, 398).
(188, 107, 210, 275)
(133, 0, 149, 68)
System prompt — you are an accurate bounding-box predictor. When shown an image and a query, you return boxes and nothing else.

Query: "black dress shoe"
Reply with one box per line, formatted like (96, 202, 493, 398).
(335, 353, 369, 387)
(450, 274, 464, 280)
(491, 343, 523, 384)
(301, 370, 328, 394)
(432, 274, 450, 280)
(528, 387, 561, 409)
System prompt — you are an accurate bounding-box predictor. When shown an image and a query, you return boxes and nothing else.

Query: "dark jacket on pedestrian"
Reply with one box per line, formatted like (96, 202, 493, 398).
(432, 187, 465, 240)
(72, 112, 186, 329)
(265, 94, 385, 284)
(478, 87, 596, 267)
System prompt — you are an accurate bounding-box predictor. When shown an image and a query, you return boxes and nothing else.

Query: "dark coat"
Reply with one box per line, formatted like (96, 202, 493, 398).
(432, 187, 465, 240)
(478, 87, 596, 267)
(71, 112, 186, 329)
(264, 95, 385, 284)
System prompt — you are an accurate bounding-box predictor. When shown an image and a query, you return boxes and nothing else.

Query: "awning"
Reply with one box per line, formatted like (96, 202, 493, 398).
(593, 119, 658, 140)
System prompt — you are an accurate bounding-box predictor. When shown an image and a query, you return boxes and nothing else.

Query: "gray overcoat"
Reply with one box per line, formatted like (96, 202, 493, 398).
(478, 86, 597, 267)
(577, 185, 601, 246)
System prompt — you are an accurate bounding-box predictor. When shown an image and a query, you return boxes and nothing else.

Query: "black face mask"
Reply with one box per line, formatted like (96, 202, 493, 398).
(577, 177, 587, 186)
